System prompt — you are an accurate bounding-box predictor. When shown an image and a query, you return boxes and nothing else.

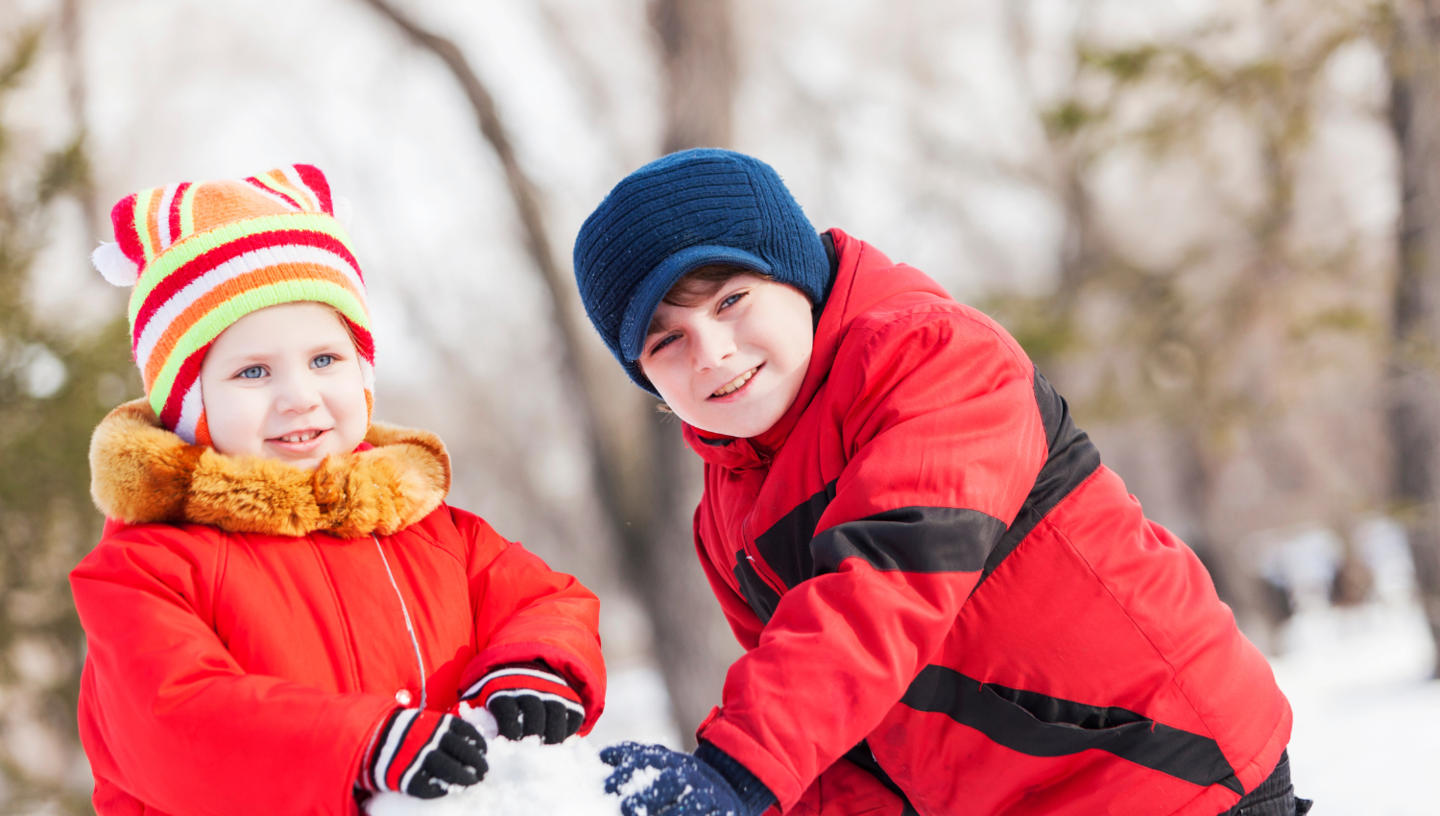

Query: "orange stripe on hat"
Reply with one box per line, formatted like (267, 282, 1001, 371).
(141, 264, 363, 387)
(143, 187, 166, 262)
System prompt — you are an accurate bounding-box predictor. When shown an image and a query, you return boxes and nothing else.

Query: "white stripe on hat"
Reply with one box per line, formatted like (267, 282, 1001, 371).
(172, 381, 204, 444)
(132, 244, 365, 374)
(156, 185, 179, 250)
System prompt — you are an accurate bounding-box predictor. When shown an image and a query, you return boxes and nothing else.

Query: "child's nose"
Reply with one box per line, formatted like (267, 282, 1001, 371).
(691, 323, 736, 370)
(274, 371, 321, 413)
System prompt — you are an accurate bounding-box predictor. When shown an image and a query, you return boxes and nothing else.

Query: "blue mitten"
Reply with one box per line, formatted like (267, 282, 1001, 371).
(599, 741, 775, 816)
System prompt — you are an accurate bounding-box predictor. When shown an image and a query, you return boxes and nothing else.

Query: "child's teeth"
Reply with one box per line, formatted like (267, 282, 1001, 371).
(713, 368, 755, 397)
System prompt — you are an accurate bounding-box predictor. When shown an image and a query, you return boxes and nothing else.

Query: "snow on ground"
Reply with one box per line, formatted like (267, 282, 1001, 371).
(1265, 521, 1439, 815)
(1272, 599, 1439, 816)
(365, 707, 620, 816)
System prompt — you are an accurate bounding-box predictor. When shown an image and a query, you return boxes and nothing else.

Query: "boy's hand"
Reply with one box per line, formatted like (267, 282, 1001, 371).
(458, 663, 584, 744)
(361, 709, 487, 798)
(599, 741, 775, 816)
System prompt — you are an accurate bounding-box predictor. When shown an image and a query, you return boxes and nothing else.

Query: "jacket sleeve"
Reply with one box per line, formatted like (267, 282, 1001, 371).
(70, 528, 396, 816)
(451, 508, 606, 733)
(698, 308, 1050, 809)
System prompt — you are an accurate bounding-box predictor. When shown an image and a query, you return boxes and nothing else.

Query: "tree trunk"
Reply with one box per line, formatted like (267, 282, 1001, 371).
(1385, 0, 1440, 678)
(356, 0, 742, 739)
(640, 0, 746, 743)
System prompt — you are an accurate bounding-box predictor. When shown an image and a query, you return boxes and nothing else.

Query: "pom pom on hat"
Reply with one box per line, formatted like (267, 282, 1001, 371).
(92, 241, 140, 287)
(571, 148, 829, 396)
(98, 163, 375, 445)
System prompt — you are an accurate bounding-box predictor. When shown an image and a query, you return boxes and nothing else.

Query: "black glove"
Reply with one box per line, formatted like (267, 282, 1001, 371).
(458, 663, 585, 744)
(360, 708, 487, 799)
(600, 740, 775, 816)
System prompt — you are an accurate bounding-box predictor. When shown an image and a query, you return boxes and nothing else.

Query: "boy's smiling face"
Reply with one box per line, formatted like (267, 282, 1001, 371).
(639, 272, 814, 438)
(199, 302, 368, 470)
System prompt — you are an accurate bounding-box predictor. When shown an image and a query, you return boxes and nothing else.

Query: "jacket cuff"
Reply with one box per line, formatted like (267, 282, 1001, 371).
(696, 741, 777, 816)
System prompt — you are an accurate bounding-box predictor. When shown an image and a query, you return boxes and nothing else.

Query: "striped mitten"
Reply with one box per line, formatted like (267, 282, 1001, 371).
(460, 664, 584, 744)
(360, 708, 487, 799)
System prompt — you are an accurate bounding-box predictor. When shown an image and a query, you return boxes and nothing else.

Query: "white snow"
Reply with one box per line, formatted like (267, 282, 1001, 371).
(1272, 600, 1440, 815)
(366, 707, 622, 816)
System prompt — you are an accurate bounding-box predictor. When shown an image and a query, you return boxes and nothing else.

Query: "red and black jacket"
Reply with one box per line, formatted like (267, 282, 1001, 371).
(687, 230, 1292, 816)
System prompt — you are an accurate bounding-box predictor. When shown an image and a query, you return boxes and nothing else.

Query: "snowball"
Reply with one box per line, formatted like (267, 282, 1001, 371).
(365, 706, 624, 816)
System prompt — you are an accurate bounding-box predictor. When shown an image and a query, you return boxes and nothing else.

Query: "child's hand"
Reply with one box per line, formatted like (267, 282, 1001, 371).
(457, 664, 584, 744)
(599, 741, 773, 816)
(360, 709, 487, 799)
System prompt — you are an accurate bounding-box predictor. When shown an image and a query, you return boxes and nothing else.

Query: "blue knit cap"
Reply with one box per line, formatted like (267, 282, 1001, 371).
(573, 148, 830, 395)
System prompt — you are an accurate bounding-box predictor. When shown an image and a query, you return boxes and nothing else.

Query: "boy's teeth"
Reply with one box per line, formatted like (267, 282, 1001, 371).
(712, 368, 756, 397)
(279, 430, 320, 443)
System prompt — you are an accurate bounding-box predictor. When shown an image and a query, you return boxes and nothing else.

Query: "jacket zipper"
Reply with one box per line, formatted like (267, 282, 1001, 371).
(739, 519, 790, 599)
(373, 535, 427, 709)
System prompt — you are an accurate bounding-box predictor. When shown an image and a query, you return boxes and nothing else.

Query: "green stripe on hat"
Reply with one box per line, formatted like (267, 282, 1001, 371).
(146, 279, 369, 408)
(128, 212, 357, 326)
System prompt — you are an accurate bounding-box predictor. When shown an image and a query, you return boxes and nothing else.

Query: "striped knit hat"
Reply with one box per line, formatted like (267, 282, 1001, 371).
(92, 163, 374, 445)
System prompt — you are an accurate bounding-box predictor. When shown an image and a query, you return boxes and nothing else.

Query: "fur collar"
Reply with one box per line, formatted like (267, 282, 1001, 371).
(90, 399, 451, 537)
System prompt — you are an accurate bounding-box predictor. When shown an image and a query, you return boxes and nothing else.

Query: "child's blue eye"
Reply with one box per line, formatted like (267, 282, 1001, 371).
(648, 334, 678, 356)
(312, 354, 335, 369)
(718, 291, 746, 310)
(236, 365, 266, 380)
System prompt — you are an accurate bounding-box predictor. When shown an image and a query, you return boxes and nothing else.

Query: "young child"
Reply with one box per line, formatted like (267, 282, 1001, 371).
(72, 164, 606, 815)
(572, 148, 1308, 816)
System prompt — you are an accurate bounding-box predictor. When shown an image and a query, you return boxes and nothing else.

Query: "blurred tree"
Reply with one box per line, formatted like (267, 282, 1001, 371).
(356, 0, 740, 743)
(635, 0, 746, 742)
(995, 0, 1384, 647)
(0, 11, 134, 815)
(1382, 0, 1440, 677)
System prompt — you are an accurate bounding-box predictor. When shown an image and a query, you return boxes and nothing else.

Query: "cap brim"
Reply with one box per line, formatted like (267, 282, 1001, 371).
(618, 244, 771, 362)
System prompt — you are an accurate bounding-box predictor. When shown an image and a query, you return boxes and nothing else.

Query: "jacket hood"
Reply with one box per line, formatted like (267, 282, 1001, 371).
(90, 399, 451, 537)
(683, 229, 952, 469)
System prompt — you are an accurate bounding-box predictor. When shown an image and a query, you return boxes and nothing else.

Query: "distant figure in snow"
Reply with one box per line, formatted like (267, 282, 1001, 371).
(571, 148, 1309, 816)
(71, 164, 606, 815)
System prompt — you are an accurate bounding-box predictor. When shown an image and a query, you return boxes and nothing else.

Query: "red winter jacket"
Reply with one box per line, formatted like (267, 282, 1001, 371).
(71, 401, 605, 815)
(688, 230, 1291, 816)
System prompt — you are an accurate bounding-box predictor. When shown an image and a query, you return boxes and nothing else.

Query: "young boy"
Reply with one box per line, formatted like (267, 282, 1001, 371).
(572, 148, 1308, 816)
(72, 164, 605, 815)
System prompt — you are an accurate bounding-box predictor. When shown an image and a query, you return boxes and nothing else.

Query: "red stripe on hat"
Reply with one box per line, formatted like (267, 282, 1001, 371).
(111, 194, 147, 267)
(348, 322, 375, 364)
(158, 344, 208, 431)
(168, 182, 189, 246)
(294, 164, 334, 214)
(245, 175, 302, 210)
(133, 229, 362, 340)
(143, 264, 365, 387)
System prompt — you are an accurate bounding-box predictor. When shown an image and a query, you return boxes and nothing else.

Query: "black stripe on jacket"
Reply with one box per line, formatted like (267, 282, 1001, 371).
(976, 370, 1102, 587)
(901, 665, 1243, 793)
(736, 493, 1005, 624)
(733, 367, 1100, 623)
